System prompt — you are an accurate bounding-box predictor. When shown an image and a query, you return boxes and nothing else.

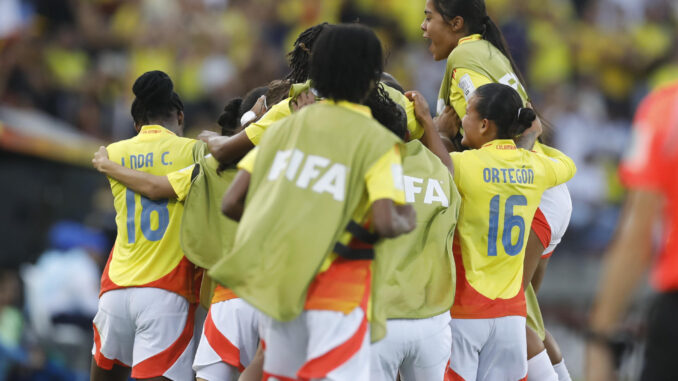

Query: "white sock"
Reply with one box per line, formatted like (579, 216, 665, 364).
(552, 359, 572, 381)
(527, 349, 558, 381)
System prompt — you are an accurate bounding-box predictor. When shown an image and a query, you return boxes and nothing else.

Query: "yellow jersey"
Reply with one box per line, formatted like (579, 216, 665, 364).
(450, 140, 575, 318)
(101, 125, 198, 300)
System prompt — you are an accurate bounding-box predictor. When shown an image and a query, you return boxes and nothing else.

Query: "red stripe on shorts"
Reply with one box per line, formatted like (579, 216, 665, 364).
(203, 307, 245, 371)
(92, 323, 129, 369)
(297, 276, 371, 380)
(531, 208, 551, 250)
(262, 372, 298, 381)
(446, 366, 467, 381)
(131, 303, 197, 379)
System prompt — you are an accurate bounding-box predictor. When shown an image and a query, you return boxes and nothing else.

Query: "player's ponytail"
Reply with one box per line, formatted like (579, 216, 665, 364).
(130, 70, 184, 126)
(474, 83, 534, 139)
(217, 98, 243, 136)
(364, 84, 408, 141)
(434, 0, 527, 90)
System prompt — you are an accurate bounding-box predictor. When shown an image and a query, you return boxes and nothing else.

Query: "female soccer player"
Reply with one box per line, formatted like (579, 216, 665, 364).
(368, 85, 461, 381)
(204, 22, 329, 166)
(440, 83, 576, 381)
(420, 1, 574, 379)
(90, 70, 199, 381)
(92, 88, 269, 381)
(211, 24, 416, 381)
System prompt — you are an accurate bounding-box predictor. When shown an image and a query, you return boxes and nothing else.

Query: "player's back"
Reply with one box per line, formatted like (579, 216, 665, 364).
(451, 139, 575, 318)
(104, 124, 197, 290)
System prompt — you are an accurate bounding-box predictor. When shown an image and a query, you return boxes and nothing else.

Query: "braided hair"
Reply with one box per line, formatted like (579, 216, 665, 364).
(217, 86, 268, 136)
(364, 84, 408, 141)
(130, 70, 184, 127)
(285, 22, 329, 84)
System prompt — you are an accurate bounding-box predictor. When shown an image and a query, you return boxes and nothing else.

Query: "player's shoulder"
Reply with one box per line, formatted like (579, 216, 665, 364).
(635, 82, 678, 127)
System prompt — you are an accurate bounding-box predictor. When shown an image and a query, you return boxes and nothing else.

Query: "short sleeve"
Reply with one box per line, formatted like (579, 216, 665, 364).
(166, 164, 195, 201)
(237, 147, 259, 173)
(450, 68, 493, 119)
(244, 98, 292, 145)
(450, 152, 463, 187)
(364, 145, 405, 206)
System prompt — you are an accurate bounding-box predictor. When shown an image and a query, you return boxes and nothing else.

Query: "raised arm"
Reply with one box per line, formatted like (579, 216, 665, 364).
(405, 91, 454, 175)
(92, 146, 177, 200)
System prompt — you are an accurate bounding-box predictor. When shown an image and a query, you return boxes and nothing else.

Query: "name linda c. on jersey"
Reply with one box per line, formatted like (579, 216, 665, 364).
(120, 151, 175, 169)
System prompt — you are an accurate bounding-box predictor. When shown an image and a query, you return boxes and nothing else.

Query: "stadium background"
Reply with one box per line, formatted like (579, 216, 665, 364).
(0, 0, 676, 379)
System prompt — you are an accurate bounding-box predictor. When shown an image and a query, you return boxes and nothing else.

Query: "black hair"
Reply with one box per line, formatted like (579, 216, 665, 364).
(285, 23, 329, 84)
(265, 79, 293, 106)
(309, 24, 383, 103)
(130, 70, 184, 126)
(217, 86, 268, 136)
(433, 0, 527, 89)
(364, 84, 407, 141)
(473, 83, 535, 139)
(380, 72, 405, 94)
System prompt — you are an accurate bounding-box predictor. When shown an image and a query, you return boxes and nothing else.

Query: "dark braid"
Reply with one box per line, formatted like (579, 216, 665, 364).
(130, 70, 183, 126)
(364, 84, 407, 140)
(474, 83, 536, 139)
(285, 23, 329, 84)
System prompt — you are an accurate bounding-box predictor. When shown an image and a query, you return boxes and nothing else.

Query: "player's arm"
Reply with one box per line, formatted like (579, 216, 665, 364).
(405, 91, 454, 174)
(538, 146, 577, 186)
(92, 146, 177, 200)
(586, 189, 660, 381)
(531, 256, 550, 293)
(523, 231, 547, 289)
(221, 148, 258, 221)
(514, 103, 543, 150)
(365, 145, 416, 238)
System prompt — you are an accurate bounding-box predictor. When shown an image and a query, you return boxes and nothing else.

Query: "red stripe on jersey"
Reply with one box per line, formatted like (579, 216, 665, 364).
(297, 280, 370, 380)
(451, 234, 526, 319)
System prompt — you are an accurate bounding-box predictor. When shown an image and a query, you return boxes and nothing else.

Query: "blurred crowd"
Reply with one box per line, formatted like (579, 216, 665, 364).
(1, 0, 677, 378)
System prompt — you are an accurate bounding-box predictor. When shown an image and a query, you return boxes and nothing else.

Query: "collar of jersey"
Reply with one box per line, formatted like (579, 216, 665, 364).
(459, 34, 482, 46)
(322, 100, 372, 118)
(482, 139, 516, 149)
(138, 125, 176, 137)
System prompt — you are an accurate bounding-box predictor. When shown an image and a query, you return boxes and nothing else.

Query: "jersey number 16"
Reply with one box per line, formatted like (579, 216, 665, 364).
(488, 194, 527, 256)
(126, 189, 169, 243)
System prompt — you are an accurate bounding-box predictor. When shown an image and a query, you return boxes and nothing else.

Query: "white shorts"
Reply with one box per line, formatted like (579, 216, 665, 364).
(371, 313, 451, 381)
(260, 306, 370, 381)
(193, 298, 260, 381)
(533, 184, 572, 257)
(448, 316, 527, 381)
(92, 287, 197, 381)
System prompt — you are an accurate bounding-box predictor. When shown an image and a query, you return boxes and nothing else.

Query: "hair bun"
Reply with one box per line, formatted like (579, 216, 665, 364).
(218, 98, 243, 135)
(132, 70, 174, 105)
(516, 107, 536, 128)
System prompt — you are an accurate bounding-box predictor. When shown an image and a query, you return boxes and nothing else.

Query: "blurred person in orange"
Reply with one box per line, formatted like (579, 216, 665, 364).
(587, 81, 678, 381)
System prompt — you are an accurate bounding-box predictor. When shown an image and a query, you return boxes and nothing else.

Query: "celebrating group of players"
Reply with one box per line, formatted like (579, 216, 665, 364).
(88, 1, 580, 380)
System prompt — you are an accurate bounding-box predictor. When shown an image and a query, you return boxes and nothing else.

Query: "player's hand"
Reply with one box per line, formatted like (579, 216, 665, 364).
(290, 90, 315, 112)
(251, 95, 267, 119)
(397, 204, 417, 234)
(197, 130, 219, 143)
(434, 105, 461, 139)
(92, 146, 110, 172)
(404, 91, 432, 124)
(585, 341, 616, 381)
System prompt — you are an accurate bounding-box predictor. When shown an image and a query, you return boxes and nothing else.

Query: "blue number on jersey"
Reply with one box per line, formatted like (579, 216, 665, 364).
(487, 194, 527, 256)
(125, 189, 169, 243)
